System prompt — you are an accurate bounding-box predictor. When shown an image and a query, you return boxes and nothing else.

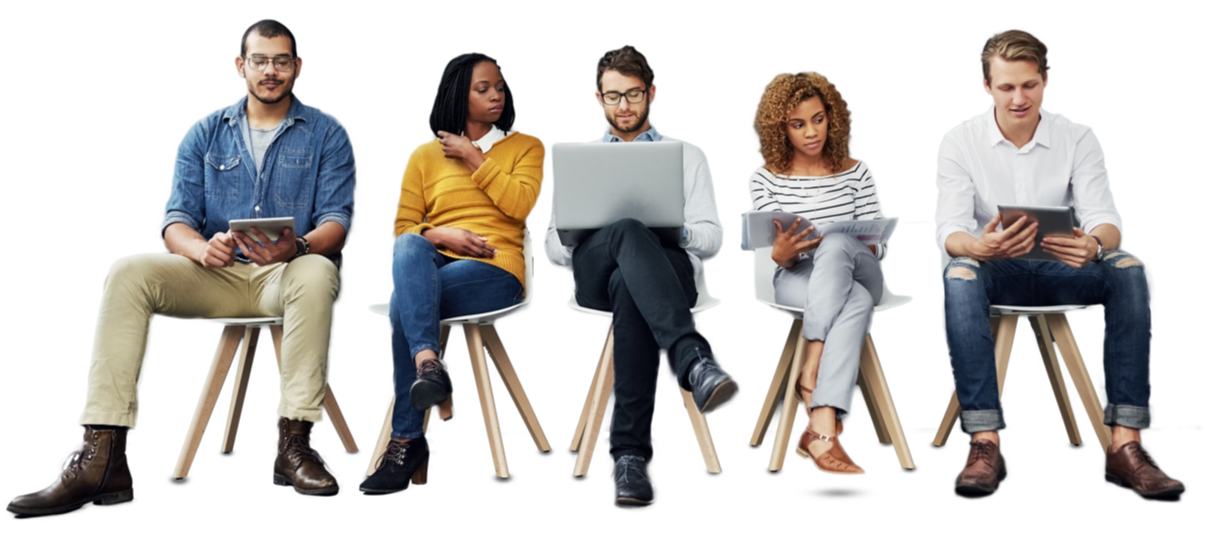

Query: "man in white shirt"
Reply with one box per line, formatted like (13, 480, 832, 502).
(935, 30, 1183, 499)
(545, 46, 736, 507)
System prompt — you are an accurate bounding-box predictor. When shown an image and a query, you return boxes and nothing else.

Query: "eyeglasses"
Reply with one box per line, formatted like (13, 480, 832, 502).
(601, 88, 648, 106)
(244, 55, 295, 72)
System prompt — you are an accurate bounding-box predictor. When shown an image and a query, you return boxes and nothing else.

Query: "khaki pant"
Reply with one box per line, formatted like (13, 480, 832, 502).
(80, 253, 340, 427)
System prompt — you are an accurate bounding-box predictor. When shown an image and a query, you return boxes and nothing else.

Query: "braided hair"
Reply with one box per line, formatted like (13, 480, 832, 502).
(429, 53, 516, 137)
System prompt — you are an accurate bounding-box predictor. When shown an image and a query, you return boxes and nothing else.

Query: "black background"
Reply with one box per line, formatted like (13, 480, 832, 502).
(9, 19, 1199, 522)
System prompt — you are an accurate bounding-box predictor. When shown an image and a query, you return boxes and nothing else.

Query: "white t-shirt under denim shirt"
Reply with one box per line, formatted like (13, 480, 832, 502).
(748, 160, 887, 259)
(934, 107, 1123, 262)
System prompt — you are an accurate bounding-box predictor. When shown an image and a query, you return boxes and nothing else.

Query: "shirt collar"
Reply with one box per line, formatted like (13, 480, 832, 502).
(984, 105, 1050, 150)
(223, 94, 308, 128)
(471, 125, 507, 154)
(602, 126, 662, 143)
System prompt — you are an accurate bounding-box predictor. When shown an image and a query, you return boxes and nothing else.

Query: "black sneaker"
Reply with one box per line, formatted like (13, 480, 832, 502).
(359, 437, 430, 494)
(613, 455, 654, 506)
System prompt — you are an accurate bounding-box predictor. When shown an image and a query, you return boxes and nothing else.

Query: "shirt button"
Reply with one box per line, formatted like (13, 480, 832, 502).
(255, 206, 260, 211)
(220, 165, 225, 170)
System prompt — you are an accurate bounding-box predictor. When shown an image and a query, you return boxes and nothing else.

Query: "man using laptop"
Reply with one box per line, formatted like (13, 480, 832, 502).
(545, 45, 736, 506)
(9, 20, 355, 517)
(936, 30, 1183, 499)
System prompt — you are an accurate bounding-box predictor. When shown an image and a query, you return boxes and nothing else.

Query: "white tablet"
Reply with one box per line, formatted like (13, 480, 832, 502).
(229, 217, 295, 243)
(997, 205, 1074, 262)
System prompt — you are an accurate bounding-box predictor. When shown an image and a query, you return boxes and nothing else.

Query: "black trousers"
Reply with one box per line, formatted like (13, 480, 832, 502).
(572, 218, 712, 461)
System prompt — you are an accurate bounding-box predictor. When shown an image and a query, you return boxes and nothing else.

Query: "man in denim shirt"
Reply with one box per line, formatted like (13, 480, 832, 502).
(9, 20, 355, 517)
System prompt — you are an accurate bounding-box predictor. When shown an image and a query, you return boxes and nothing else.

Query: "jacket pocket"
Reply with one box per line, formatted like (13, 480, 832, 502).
(204, 152, 241, 199)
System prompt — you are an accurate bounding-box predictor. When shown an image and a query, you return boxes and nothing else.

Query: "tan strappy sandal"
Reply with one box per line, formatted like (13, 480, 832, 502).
(796, 426, 863, 474)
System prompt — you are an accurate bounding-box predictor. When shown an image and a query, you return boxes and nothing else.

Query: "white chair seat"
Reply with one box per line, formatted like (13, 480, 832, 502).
(364, 229, 549, 479)
(991, 304, 1088, 315)
(207, 316, 283, 326)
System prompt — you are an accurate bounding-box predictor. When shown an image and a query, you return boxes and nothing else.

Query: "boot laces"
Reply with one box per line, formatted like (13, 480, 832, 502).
(282, 435, 323, 467)
(417, 358, 445, 377)
(375, 441, 412, 471)
(60, 434, 99, 480)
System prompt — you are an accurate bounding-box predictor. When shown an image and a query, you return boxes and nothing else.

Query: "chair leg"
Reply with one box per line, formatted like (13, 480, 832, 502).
(860, 335, 915, 469)
(479, 324, 550, 452)
(1046, 314, 1112, 452)
(751, 318, 801, 447)
(221, 326, 260, 453)
(769, 335, 808, 472)
(1029, 315, 1082, 446)
(270, 324, 358, 453)
(933, 315, 1017, 446)
(366, 397, 395, 476)
(574, 327, 615, 477)
(572, 330, 612, 452)
(857, 361, 891, 444)
(436, 325, 453, 420)
(680, 387, 722, 473)
(465, 324, 509, 478)
(174, 325, 244, 479)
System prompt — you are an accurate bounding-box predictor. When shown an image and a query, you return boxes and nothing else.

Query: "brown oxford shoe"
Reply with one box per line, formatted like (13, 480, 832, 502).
(8, 426, 134, 517)
(273, 418, 339, 496)
(954, 440, 1006, 497)
(1106, 442, 1185, 500)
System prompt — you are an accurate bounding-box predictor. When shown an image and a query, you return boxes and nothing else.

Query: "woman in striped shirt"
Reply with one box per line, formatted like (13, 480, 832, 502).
(750, 72, 886, 474)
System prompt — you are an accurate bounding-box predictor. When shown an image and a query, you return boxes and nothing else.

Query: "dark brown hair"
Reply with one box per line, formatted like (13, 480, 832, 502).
(596, 46, 654, 91)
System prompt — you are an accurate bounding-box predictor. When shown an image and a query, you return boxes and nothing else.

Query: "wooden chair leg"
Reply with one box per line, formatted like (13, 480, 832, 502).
(479, 324, 550, 452)
(572, 329, 612, 452)
(1029, 315, 1082, 446)
(366, 397, 395, 476)
(860, 335, 915, 469)
(933, 315, 1017, 446)
(270, 324, 358, 453)
(1046, 314, 1112, 452)
(769, 335, 808, 472)
(857, 361, 891, 444)
(465, 324, 509, 478)
(681, 387, 722, 473)
(221, 326, 260, 453)
(574, 327, 615, 477)
(751, 318, 801, 447)
(174, 325, 244, 479)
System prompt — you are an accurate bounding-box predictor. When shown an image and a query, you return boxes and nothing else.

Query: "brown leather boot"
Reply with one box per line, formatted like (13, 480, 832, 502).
(7, 426, 134, 517)
(954, 440, 1006, 497)
(1106, 442, 1185, 499)
(273, 417, 338, 496)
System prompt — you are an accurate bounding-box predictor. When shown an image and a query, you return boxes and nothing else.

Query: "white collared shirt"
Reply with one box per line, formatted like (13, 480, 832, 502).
(471, 125, 509, 154)
(934, 107, 1123, 254)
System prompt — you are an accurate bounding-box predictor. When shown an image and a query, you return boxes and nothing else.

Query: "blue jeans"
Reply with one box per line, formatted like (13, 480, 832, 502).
(389, 233, 523, 439)
(943, 251, 1151, 434)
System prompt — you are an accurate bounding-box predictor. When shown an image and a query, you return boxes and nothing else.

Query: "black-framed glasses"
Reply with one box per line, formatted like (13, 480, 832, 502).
(601, 88, 648, 105)
(244, 55, 295, 72)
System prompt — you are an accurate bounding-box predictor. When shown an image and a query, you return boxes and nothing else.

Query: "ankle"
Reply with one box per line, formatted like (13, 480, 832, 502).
(1110, 425, 1141, 451)
(972, 431, 999, 446)
(391, 438, 413, 444)
(809, 407, 838, 435)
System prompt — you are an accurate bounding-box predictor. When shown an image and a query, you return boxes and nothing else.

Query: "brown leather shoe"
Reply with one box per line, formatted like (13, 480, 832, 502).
(7, 426, 133, 517)
(1106, 442, 1185, 500)
(955, 440, 1006, 497)
(796, 427, 863, 474)
(273, 418, 338, 496)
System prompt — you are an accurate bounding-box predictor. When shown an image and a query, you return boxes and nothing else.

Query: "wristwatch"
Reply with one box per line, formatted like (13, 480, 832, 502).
(1091, 235, 1104, 261)
(293, 235, 310, 259)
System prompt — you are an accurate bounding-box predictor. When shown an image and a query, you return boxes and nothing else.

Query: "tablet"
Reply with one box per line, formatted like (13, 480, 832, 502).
(997, 205, 1074, 262)
(229, 217, 295, 243)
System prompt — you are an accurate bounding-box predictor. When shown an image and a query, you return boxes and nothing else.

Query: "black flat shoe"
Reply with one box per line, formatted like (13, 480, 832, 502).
(360, 437, 430, 495)
(410, 359, 453, 414)
(613, 455, 653, 506)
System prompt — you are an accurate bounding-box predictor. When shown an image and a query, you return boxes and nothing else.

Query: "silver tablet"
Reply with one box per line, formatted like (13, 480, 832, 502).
(997, 205, 1074, 262)
(229, 216, 295, 243)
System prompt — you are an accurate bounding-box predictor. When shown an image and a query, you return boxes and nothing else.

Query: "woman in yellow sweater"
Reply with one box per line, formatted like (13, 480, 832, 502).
(360, 53, 543, 494)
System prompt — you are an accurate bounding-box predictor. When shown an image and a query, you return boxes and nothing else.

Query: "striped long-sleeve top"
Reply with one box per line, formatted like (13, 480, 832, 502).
(748, 160, 887, 259)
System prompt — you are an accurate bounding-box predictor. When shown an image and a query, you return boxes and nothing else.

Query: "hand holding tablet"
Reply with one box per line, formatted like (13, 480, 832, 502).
(227, 217, 299, 266)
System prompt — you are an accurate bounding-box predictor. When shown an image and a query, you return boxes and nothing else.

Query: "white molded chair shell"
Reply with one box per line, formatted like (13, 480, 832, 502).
(567, 271, 721, 316)
(207, 316, 283, 326)
(752, 246, 911, 314)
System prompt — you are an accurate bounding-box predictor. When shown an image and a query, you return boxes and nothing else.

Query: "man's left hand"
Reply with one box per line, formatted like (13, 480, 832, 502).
(231, 226, 298, 266)
(1041, 228, 1099, 269)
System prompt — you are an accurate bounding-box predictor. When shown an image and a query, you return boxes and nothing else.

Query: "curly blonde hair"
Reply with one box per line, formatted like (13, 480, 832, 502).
(754, 72, 850, 174)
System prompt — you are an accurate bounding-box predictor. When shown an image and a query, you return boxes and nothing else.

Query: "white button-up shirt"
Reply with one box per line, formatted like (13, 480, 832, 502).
(934, 107, 1123, 254)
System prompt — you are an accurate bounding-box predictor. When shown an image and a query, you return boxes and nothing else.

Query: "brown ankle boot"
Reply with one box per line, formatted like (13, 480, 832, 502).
(7, 426, 134, 517)
(273, 417, 338, 496)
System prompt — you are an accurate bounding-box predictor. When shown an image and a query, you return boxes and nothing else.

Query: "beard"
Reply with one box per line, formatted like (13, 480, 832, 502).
(247, 77, 293, 105)
(607, 105, 650, 134)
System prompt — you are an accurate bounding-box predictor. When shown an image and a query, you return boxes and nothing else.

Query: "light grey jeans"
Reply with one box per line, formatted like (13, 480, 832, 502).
(773, 233, 883, 417)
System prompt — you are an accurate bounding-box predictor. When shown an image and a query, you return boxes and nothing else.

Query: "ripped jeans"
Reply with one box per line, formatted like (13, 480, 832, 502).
(943, 251, 1151, 433)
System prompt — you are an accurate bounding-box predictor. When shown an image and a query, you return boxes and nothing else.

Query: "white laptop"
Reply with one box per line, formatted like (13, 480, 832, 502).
(552, 141, 684, 246)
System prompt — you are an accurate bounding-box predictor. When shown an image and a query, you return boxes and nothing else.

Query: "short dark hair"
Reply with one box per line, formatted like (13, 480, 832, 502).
(596, 45, 654, 92)
(241, 19, 297, 58)
(429, 53, 516, 137)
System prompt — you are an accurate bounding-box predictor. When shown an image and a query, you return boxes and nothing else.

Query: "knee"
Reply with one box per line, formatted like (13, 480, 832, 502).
(816, 233, 862, 255)
(606, 218, 650, 238)
(944, 257, 980, 281)
(283, 255, 340, 300)
(104, 254, 164, 289)
(393, 232, 433, 259)
(1103, 250, 1144, 270)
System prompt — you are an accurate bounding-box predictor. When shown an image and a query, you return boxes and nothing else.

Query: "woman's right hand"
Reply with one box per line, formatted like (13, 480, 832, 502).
(422, 227, 497, 258)
(771, 218, 822, 268)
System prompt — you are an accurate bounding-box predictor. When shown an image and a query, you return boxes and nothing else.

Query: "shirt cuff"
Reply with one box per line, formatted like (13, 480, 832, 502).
(161, 211, 200, 237)
(315, 212, 352, 233)
(936, 225, 970, 253)
(471, 157, 499, 188)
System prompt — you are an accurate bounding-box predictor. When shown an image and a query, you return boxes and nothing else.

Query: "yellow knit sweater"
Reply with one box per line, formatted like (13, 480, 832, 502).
(394, 132, 544, 291)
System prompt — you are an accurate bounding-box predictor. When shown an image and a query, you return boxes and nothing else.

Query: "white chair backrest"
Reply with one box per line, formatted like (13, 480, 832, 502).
(522, 228, 534, 303)
(752, 246, 909, 311)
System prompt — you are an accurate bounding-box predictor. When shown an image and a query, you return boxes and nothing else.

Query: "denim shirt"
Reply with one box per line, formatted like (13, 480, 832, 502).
(162, 95, 355, 265)
(602, 127, 662, 143)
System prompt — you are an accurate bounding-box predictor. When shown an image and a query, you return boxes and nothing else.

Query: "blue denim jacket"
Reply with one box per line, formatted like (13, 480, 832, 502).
(161, 95, 355, 264)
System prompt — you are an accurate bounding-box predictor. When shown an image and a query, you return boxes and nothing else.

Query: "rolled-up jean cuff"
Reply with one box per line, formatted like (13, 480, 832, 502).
(80, 411, 136, 428)
(960, 409, 1005, 434)
(390, 428, 425, 440)
(1103, 404, 1150, 429)
(279, 404, 324, 423)
(409, 343, 441, 360)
